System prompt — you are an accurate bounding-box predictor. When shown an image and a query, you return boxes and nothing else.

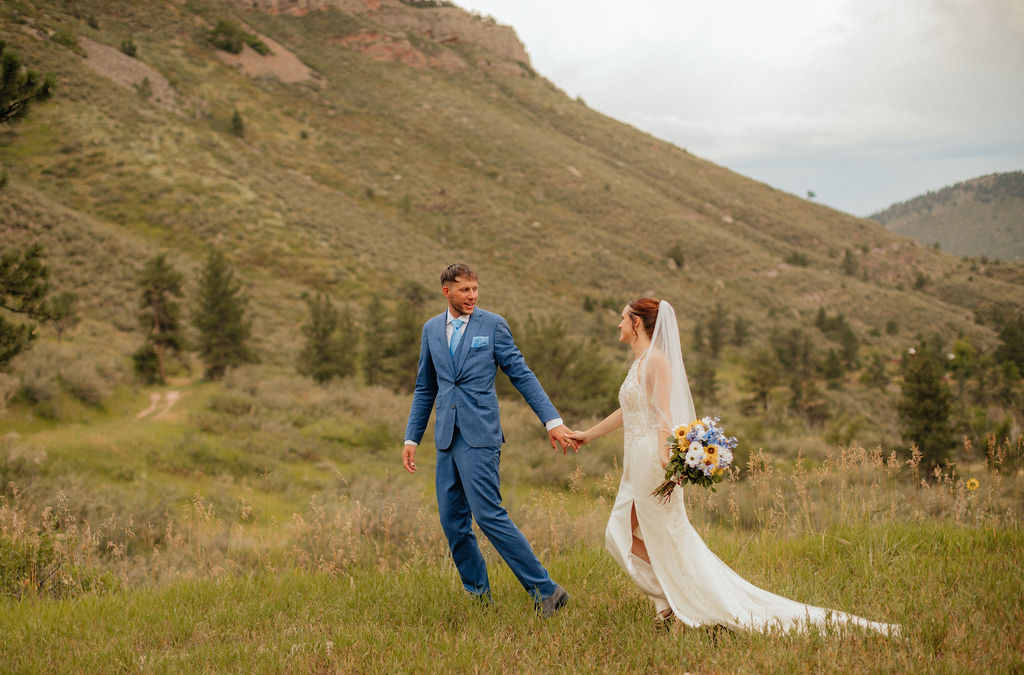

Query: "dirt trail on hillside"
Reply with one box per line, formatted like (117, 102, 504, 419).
(136, 391, 182, 420)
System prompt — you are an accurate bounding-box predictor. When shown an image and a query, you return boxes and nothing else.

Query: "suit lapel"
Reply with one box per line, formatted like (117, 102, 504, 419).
(430, 313, 452, 376)
(453, 311, 484, 375)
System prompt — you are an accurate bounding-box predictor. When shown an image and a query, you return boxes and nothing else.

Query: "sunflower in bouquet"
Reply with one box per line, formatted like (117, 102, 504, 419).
(652, 416, 737, 503)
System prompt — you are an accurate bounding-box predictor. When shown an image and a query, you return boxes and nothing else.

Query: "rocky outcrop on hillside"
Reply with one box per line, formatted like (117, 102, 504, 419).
(331, 31, 468, 72)
(234, 0, 530, 71)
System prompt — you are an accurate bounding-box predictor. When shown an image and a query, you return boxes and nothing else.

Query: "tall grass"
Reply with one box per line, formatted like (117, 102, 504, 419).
(1, 448, 1022, 671)
(2, 435, 1019, 592)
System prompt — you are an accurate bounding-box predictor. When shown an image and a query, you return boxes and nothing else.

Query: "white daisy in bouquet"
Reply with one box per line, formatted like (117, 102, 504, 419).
(652, 416, 736, 503)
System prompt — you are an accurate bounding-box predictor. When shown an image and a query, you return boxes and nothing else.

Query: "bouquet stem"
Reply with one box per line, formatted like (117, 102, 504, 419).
(651, 479, 678, 504)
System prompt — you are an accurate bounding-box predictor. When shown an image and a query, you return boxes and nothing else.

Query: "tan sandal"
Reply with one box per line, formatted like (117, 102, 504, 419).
(653, 608, 675, 629)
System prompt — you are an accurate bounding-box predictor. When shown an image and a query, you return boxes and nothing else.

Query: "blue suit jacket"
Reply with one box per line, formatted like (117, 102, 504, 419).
(404, 308, 559, 450)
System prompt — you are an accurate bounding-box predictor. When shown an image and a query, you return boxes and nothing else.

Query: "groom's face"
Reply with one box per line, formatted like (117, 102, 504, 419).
(442, 276, 478, 317)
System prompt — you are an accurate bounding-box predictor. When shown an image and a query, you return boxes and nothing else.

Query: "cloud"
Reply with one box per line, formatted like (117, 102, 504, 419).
(456, 0, 1024, 214)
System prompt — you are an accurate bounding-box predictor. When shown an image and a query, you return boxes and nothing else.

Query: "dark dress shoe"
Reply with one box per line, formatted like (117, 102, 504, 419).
(537, 585, 569, 618)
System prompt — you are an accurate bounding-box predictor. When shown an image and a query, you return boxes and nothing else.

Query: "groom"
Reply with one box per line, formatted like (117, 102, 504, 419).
(401, 263, 576, 617)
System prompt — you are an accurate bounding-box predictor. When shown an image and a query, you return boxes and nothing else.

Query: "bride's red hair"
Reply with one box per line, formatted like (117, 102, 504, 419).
(627, 297, 660, 339)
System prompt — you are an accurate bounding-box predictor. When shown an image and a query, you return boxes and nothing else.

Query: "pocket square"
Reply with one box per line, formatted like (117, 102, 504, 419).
(471, 336, 489, 348)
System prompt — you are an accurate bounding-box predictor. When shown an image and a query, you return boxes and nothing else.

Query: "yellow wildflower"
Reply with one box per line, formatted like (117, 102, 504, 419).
(673, 424, 690, 439)
(966, 478, 979, 491)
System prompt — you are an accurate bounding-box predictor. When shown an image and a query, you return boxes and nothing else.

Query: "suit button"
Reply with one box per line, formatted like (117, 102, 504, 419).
(451, 405, 455, 409)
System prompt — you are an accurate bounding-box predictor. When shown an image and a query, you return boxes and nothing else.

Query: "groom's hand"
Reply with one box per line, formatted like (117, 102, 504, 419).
(402, 444, 418, 474)
(548, 424, 579, 455)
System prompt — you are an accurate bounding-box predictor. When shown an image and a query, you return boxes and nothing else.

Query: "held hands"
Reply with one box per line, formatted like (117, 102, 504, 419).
(548, 424, 580, 455)
(564, 429, 588, 448)
(402, 426, 582, 475)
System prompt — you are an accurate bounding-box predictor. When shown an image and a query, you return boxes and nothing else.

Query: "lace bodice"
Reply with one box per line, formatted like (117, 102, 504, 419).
(619, 358, 658, 452)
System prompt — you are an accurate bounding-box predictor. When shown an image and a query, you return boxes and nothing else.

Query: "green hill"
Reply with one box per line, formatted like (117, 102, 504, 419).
(1, 0, 1022, 461)
(870, 171, 1024, 261)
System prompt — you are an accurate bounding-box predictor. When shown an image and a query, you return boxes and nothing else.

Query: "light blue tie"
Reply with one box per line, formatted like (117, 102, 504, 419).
(449, 318, 464, 359)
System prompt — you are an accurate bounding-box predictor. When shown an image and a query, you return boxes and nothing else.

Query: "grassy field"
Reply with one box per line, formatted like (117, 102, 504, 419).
(2, 503, 1021, 672)
(2, 372, 1022, 671)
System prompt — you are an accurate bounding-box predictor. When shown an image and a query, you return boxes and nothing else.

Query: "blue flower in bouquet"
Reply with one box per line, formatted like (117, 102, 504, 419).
(652, 416, 739, 503)
(686, 424, 707, 442)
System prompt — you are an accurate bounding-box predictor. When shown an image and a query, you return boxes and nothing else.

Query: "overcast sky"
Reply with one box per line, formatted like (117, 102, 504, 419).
(454, 0, 1024, 216)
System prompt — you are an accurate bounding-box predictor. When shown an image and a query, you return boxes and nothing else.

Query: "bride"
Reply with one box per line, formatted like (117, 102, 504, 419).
(566, 298, 899, 635)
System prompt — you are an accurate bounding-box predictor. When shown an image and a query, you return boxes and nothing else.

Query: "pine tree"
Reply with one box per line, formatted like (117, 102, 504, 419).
(136, 254, 184, 383)
(231, 110, 244, 138)
(706, 302, 727, 359)
(690, 355, 718, 408)
(499, 315, 619, 418)
(949, 336, 978, 401)
(897, 343, 955, 468)
(840, 248, 857, 276)
(49, 290, 79, 343)
(822, 348, 844, 385)
(993, 313, 1024, 372)
(731, 315, 749, 347)
(374, 288, 428, 393)
(860, 352, 889, 389)
(0, 243, 50, 368)
(1, 41, 55, 124)
(297, 293, 357, 384)
(193, 249, 256, 380)
(838, 324, 859, 369)
(691, 322, 705, 354)
(743, 349, 782, 411)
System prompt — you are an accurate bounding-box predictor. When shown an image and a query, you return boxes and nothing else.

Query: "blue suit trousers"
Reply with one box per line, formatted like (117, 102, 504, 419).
(435, 427, 557, 600)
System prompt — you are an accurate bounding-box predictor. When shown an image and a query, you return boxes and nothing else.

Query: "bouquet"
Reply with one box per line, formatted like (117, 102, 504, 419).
(651, 416, 737, 503)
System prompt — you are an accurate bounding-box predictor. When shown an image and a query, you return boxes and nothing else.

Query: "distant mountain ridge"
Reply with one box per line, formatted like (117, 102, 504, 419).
(870, 171, 1024, 261)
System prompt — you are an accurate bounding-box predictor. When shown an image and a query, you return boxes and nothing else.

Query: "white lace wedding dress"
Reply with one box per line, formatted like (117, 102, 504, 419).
(606, 356, 899, 634)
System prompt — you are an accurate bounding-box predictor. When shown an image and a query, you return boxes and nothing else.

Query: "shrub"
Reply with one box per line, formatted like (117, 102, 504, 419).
(231, 110, 244, 137)
(0, 494, 119, 599)
(208, 19, 269, 56)
(57, 359, 109, 407)
(132, 343, 161, 384)
(784, 252, 809, 266)
(0, 373, 17, 417)
(207, 390, 257, 417)
(120, 38, 137, 57)
(15, 356, 59, 406)
(135, 77, 152, 100)
(11, 343, 120, 412)
(668, 242, 685, 269)
(49, 28, 82, 54)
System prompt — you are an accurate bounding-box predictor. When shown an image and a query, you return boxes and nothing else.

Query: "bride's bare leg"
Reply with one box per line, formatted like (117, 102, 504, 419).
(630, 504, 650, 563)
(630, 504, 672, 621)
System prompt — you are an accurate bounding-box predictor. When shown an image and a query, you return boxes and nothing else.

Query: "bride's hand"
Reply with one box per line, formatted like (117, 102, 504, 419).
(565, 429, 588, 446)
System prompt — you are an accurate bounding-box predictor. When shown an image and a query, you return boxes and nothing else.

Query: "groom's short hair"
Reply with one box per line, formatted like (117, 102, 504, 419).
(441, 263, 478, 287)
